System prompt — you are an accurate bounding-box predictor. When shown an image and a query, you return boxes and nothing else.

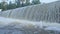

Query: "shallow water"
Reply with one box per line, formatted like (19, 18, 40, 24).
(0, 17, 60, 34)
(0, 29, 25, 34)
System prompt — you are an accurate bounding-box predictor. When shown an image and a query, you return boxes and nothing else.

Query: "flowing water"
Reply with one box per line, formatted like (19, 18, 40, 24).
(0, 1, 60, 34)
(0, 17, 60, 34)
(0, 2, 60, 22)
(0, 17, 46, 34)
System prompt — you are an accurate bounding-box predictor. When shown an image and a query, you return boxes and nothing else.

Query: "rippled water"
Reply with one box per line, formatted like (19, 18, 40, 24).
(0, 17, 60, 34)
(0, 29, 25, 34)
(0, 17, 43, 34)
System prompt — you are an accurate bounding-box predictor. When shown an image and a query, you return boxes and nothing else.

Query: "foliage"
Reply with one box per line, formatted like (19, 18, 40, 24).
(7, 1, 17, 9)
(0, 1, 8, 11)
(0, 0, 41, 11)
(32, 0, 40, 4)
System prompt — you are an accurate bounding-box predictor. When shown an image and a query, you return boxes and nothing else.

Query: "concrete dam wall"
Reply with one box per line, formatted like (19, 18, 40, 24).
(0, 1, 60, 22)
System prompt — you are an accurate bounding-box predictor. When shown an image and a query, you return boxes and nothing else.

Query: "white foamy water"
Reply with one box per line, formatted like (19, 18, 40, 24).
(0, 17, 43, 34)
(0, 17, 60, 34)
(0, 17, 60, 28)
(0, 17, 43, 29)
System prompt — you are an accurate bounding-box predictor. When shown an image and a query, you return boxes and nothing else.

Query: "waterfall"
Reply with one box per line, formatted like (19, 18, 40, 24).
(0, 1, 60, 22)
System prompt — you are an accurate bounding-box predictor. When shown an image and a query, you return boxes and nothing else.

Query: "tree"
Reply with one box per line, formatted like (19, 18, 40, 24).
(15, 0, 21, 7)
(25, 0, 31, 6)
(0, 3, 2, 9)
(7, 1, 16, 9)
(32, 0, 40, 4)
(0, 0, 41, 11)
(18, 0, 26, 7)
(0, 1, 8, 11)
(15, 0, 31, 7)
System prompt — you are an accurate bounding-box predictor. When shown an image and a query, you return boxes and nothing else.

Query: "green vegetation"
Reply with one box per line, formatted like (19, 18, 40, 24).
(0, 0, 41, 11)
(32, 0, 40, 4)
